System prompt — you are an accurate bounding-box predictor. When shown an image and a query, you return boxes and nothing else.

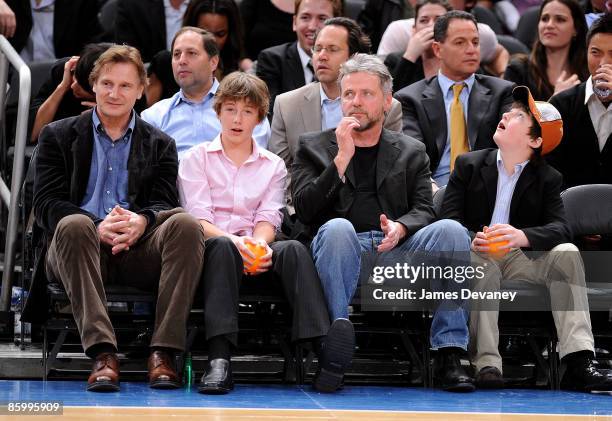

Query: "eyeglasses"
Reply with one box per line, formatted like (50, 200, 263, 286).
(311, 45, 345, 54)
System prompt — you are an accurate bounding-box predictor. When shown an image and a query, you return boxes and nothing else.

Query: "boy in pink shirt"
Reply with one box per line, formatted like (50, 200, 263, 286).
(179, 72, 354, 394)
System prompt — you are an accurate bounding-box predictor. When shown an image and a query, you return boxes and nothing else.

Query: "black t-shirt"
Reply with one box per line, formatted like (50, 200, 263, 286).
(347, 144, 383, 232)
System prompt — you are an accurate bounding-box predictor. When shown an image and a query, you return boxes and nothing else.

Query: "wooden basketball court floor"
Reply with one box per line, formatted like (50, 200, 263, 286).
(2, 381, 612, 420)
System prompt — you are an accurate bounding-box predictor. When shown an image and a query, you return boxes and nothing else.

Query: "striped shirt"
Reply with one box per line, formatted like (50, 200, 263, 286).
(490, 149, 529, 226)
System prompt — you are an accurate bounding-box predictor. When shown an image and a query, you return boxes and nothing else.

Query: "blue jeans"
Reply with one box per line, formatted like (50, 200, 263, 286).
(311, 218, 471, 350)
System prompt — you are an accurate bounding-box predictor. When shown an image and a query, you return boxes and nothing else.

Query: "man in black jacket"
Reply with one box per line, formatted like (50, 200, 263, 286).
(293, 53, 474, 393)
(256, 0, 341, 116)
(25, 45, 205, 393)
(548, 14, 612, 189)
(441, 86, 612, 392)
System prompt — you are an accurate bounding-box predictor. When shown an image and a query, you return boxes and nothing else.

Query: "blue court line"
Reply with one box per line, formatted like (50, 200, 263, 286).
(2, 381, 612, 416)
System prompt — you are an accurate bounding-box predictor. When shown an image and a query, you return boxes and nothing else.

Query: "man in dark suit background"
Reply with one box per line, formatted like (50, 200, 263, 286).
(548, 14, 612, 189)
(256, 0, 342, 117)
(440, 86, 612, 392)
(115, 0, 189, 63)
(293, 53, 475, 393)
(24, 45, 205, 393)
(394, 10, 513, 187)
(3, 0, 102, 61)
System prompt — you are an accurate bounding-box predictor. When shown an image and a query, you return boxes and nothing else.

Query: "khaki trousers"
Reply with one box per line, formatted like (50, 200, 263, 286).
(469, 243, 594, 373)
(46, 211, 205, 356)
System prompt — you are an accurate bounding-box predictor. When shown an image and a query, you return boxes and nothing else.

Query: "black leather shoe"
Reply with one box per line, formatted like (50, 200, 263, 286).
(198, 358, 233, 394)
(476, 366, 504, 389)
(433, 349, 475, 392)
(561, 358, 612, 392)
(313, 318, 355, 393)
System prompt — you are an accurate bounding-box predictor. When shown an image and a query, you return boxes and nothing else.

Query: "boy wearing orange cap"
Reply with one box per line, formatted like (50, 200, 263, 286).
(440, 86, 612, 392)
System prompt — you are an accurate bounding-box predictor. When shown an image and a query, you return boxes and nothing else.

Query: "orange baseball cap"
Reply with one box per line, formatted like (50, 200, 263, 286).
(512, 86, 563, 155)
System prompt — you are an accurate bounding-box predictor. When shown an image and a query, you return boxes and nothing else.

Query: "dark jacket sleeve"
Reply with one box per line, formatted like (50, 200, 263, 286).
(256, 47, 282, 114)
(385, 53, 424, 93)
(33, 123, 99, 234)
(503, 57, 528, 87)
(6, 0, 32, 53)
(546, 92, 570, 176)
(522, 169, 571, 250)
(291, 136, 344, 225)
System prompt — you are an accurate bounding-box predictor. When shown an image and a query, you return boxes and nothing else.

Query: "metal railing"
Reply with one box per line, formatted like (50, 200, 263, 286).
(0, 36, 30, 313)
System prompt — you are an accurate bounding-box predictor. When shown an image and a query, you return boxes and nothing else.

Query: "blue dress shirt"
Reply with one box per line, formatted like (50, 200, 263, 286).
(490, 149, 529, 226)
(320, 84, 342, 131)
(80, 109, 135, 218)
(141, 79, 271, 160)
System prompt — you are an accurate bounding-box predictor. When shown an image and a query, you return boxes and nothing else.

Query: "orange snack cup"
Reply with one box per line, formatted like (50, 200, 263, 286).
(243, 242, 267, 274)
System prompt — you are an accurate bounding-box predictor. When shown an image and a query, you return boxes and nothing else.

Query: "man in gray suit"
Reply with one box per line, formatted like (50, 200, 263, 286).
(394, 11, 514, 187)
(269, 17, 402, 227)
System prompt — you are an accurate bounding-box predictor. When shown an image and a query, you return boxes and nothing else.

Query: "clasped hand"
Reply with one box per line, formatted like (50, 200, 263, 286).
(97, 205, 147, 255)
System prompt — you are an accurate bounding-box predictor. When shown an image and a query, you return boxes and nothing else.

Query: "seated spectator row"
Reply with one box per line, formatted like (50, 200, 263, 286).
(17, 11, 612, 400)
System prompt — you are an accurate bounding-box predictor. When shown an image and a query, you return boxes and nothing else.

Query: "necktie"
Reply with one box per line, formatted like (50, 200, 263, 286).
(450, 83, 469, 171)
(307, 60, 317, 82)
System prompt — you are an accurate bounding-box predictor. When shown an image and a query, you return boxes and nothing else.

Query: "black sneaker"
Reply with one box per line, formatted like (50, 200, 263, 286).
(313, 318, 355, 393)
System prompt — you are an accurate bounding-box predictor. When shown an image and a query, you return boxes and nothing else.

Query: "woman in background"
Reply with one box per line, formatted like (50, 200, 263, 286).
(504, 0, 588, 100)
(183, 0, 252, 78)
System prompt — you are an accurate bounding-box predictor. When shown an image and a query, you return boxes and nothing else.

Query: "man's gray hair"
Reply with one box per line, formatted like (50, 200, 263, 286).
(338, 53, 393, 94)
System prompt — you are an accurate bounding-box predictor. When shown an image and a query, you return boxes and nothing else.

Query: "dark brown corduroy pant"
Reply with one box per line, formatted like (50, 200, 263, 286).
(46, 211, 205, 356)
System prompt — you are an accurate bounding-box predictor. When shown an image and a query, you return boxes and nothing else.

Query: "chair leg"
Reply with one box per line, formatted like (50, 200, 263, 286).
(42, 326, 48, 381)
(293, 344, 305, 386)
(549, 339, 560, 390)
(45, 329, 68, 381)
(279, 337, 296, 383)
(399, 330, 424, 386)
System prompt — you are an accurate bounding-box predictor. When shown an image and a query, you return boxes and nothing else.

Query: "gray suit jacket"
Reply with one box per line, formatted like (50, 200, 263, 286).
(269, 82, 403, 172)
(292, 128, 434, 241)
(394, 74, 514, 174)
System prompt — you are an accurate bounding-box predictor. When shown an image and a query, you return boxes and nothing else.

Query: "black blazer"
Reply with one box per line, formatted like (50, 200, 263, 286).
(384, 53, 424, 93)
(292, 128, 435, 241)
(115, 0, 166, 63)
(256, 41, 306, 117)
(548, 82, 612, 188)
(394, 74, 514, 174)
(440, 149, 571, 251)
(7, 0, 102, 58)
(23, 110, 179, 323)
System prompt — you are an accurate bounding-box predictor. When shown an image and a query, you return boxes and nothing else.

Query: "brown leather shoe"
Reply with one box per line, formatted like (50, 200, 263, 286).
(148, 350, 181, 389)
(87, 352, 120, 392)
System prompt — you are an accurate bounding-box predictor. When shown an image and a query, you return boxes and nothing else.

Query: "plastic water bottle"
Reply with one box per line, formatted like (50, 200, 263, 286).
(11, 287, 31, 345)
(183, 352, 193, 387)
(593, 78, 611, 99)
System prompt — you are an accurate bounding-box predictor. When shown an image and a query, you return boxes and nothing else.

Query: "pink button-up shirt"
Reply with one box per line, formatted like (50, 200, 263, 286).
(178, 135, 287, 237)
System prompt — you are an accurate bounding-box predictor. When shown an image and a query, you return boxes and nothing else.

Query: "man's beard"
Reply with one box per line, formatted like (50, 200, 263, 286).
(350, 110, 383, 132)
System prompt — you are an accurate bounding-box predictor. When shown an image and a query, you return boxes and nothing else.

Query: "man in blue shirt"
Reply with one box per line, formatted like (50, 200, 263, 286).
(141, 27, 271, 160)
(26, 45, 205, 393)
